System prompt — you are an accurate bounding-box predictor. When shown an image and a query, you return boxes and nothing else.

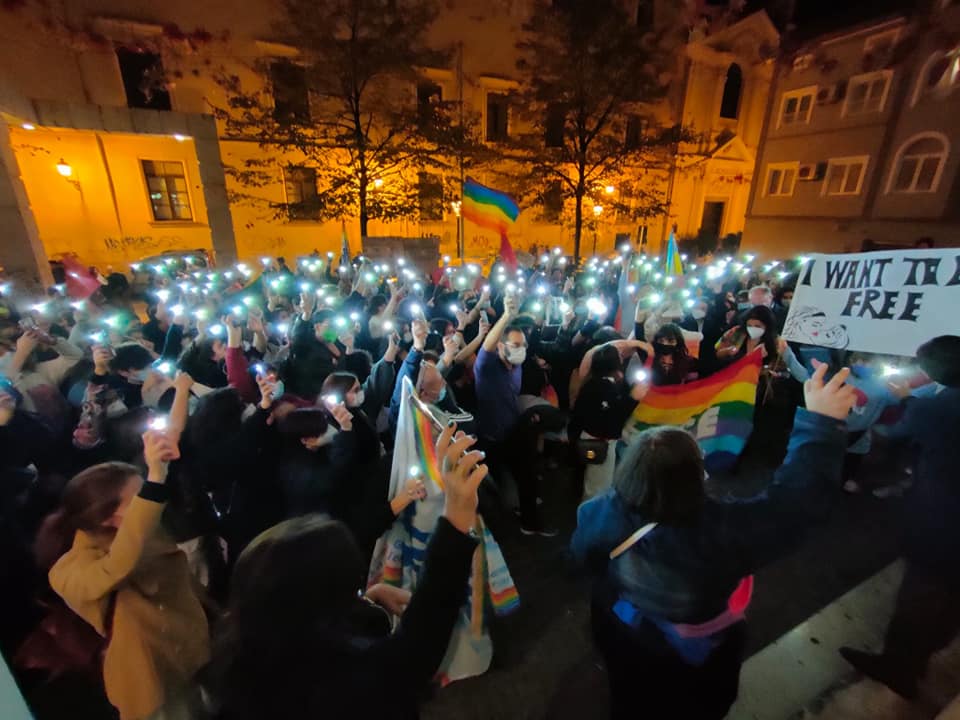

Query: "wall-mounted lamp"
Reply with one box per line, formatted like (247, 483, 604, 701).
(21, 123, 36, 131)
(173, 134, 189, 142)
(56, 159, 73, 177)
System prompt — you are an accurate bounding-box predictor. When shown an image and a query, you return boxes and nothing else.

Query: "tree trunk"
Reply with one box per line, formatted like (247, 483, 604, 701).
(358, 161, 368, 246)
(573, 179, 585, 263)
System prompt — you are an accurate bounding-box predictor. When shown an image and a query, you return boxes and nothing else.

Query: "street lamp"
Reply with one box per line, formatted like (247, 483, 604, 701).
(604, 185, 615, 195)
(592, 204, 603, 255)
(56, 158, 73, 177)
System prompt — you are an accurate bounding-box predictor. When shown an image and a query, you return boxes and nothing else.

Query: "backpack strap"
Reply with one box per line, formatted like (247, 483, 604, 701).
(609, 522, 658, 560)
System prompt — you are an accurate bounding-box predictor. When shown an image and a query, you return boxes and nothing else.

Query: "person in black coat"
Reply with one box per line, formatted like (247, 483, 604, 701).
(841, 336, 960, 699)
(203, 425, 487, 720)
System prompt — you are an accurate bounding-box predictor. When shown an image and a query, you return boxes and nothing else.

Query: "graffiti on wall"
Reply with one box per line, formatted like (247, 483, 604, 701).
(103, 236, 184, 253)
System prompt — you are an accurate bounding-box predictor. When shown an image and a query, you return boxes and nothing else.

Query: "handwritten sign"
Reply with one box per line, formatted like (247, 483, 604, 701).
(783, 249, 960, 356)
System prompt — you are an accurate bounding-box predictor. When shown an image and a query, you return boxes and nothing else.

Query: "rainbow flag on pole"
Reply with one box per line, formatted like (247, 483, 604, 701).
(462, 178, 520, 270)
(623, 352, 762, 471)
(665, 231, 683, 277)
(462, 178, 520, 234)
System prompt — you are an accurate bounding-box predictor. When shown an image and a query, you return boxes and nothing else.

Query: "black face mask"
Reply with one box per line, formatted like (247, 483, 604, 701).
(654, 342, 678, 356)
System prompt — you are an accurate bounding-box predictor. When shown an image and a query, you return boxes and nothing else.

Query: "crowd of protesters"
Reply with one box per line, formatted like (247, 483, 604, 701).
(0, 245, 957, 720)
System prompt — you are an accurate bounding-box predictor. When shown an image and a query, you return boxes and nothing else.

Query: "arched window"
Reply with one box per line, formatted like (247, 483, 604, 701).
(720, 64, 743, 120)
(888, 133, 950, 194)
(912, 50, 960, 105)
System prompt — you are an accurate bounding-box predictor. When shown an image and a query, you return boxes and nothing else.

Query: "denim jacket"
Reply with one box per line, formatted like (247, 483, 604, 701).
(571, 409, 846, 625)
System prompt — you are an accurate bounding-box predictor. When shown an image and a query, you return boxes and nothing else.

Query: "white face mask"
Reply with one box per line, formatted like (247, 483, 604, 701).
(692, 309, 706, 320)
(746, 326, 765, 340)
(349, 389, 365, 408)
(505, 346, 527, 366)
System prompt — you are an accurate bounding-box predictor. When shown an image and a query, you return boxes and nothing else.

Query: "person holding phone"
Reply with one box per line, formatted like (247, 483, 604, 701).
(203, 424, 486, 720)
(41, 430, 209, 719)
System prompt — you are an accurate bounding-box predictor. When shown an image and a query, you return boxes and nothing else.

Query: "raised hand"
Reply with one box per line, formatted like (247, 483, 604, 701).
(503, 294, 519, 318)
(411, 319, 428, 351)
(256, 373, 277, 409)
(437, 423, 487, 534)
(804, 361, 857, 421)
(326, 400, 353, 432)
(173, 371, 194, 394)
(142, 429, 180, 483)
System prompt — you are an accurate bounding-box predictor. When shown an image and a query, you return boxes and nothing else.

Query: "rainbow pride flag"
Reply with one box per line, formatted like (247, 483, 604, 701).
(665, 232, 683, 277)
(623, 352, 762, 471)
(368, 378, 519, 685)
(461, 178, 520, 235)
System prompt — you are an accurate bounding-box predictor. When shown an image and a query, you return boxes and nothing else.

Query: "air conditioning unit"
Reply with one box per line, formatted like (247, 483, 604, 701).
(817, 81, 847, 105)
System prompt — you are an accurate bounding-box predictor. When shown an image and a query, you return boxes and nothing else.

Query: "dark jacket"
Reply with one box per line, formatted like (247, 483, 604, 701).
(889, 386, 960, 577)
(211, 517, 478, 720)
(571, 409, 845, 624)
(571, 376, 637, 440)
(287, 317, 341, 400)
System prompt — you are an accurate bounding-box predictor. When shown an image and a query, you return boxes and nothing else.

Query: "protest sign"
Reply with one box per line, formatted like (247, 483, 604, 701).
(782, 249, 960, 356)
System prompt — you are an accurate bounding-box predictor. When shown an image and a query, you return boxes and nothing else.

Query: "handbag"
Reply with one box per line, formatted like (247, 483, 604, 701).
(576, 437, 609, 465)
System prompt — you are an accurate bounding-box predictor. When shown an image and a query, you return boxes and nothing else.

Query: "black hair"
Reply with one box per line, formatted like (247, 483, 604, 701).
(207, 516, 366, 720)
(502, 323, 528, 342)
(342, 350, 373, 384)
(613, 426, 705, 526)
(651, 323, 690, 386)
(590, 344, 623, 378)
(741, 305, 778, 360)
(320, 372, 360, 402)
(917, 335, 960, 387)
(366, 294, 388, 316)
(110, 343, 154, 372)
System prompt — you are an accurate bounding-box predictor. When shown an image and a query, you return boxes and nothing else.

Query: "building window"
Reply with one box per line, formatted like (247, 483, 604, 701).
(116, 48, 171, 111)
(843, 71, 892, 116)
(888, 134, 949, 194)
(271, 61, 310, 123)
(625, 115, 646, 150)
(417, 81, 443, 127)
(823, 157, 869, 196)
(720, 64, 743, 120)
(778, 87, 816, 127)
(545, 104, 565, 148)
(764, 163, 798, 197)
(142, 161, 192, 221)
(486, 92, 509, 142)
(283, 166, 319, 220)
(418, 172, 444, 221)
(913, 50, 960, 105)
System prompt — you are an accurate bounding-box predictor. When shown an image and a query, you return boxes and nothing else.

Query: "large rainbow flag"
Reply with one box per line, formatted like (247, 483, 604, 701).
(462, 178, 520, 269)
(368, 378, 519, 685)
(623, 352, 762, 471)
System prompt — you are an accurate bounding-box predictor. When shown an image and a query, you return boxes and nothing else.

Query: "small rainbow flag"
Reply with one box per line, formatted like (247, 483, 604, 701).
(665, 231, 684, 277)
(410, 397, 444, 490)
(624, 352, 762, 471)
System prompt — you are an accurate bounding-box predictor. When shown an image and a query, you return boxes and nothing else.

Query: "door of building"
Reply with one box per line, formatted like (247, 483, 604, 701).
(700, 201, 726, 246)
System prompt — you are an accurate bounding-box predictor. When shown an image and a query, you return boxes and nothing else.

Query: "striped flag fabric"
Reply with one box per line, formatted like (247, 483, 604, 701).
(665, 232, 684, 277)
(368, 378, 519, 685)
(623, 352, 762, 471)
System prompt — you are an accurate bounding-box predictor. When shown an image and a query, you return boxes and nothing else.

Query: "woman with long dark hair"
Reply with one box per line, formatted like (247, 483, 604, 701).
(39, 432, 209, 720)
(203, 424, 486, 720)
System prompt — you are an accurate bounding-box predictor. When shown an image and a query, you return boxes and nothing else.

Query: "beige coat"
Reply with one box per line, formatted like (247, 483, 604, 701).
(49, 496, 210, 720)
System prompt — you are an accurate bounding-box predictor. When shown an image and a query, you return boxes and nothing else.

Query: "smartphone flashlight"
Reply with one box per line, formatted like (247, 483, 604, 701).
(149, 416, 168, 431)
(323, 393, 340, 407)
(634, 369, 649, 384)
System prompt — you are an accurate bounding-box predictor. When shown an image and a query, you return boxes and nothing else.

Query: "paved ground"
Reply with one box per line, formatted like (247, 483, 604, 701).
(422, 439, 908, 720)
